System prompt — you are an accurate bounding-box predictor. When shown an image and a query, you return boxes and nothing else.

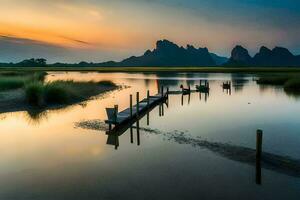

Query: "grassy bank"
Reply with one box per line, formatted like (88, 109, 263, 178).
(25, 80, 117, 107)
(0, 71, 118, 114)
(257, 75, 300, 94)
(1, 66, 300, 73)
(0, 71, 46, 91)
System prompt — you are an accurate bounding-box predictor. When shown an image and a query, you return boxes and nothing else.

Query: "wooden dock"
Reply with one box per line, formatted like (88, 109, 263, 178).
(105, 87, 168, 130)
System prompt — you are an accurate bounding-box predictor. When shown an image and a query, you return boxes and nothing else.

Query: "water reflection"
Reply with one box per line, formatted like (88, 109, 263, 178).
(222, 81, 232, 95)
(230, 74, 249, 92)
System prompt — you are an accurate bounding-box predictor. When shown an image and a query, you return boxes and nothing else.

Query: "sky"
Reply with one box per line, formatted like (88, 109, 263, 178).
(0, 0, 300, 63)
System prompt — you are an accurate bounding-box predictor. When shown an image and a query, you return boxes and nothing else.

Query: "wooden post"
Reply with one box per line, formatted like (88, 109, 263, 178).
(167, 87, 169, 98)
(158, 104, 161, 116)
(136, 92, 139, 118)
(130, 126, 133, 143)
(137, 120, 140, 146)
(256, 129, 263, 185)
(130, 94, 133, 118)
(147, 90, 150, 107)
(161, 86, 164, 98)
(166, 87, 169, 105)
(114, 105, 118, 124)
(256, 130, 263, 158)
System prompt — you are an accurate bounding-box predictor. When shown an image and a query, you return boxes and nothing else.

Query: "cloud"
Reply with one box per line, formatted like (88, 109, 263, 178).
(0, 35, 135, 63)
(0, 35, 69, 63)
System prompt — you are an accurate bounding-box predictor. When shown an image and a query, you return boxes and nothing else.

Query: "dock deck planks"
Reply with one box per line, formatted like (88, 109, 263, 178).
(105, 92, 168, 126)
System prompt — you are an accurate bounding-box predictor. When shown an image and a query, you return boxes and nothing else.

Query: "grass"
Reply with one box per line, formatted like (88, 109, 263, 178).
(25, 80, 117, 107)
(0, 72, 47, 91)
(256, 74, 300, 95)
(256, 76, 290, 85)
(284, 78, 300, 90)
(0, 77, 26, 91)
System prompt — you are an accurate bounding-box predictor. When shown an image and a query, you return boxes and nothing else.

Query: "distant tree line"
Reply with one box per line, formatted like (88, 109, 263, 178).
(0, 58, 47, 67)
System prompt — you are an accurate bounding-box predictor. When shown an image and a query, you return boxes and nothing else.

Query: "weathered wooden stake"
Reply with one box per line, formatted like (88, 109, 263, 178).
(256, 129, 263, 185)
(130, 126, 133, 143)
(159, 104, 162, 116)
(147, 111, 150, 125)
(256, 130, 263, 158)
(147, 90, 150, 107)
(130, 94, 133, 118)
(161, 86, 164, 98)
(137, 120, 140, 146)
(167, 87, 169, 98)
(136, 92, 139, 118)
(181, 94, 184, 106)
(114, 105, 118, 124)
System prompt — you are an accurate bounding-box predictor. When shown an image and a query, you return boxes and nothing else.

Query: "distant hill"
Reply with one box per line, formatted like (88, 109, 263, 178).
(226, 45, 300, 67)
(106, 40, 218, 67)
(210, 53, 228, 65)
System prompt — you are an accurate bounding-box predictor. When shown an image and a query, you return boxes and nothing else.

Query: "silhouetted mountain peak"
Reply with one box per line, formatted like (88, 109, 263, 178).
(156, 39, 179, 51)
(117, 39, 216, 66)
(144, 49, 152, 56)
(272, 47, 293, 57)
(259, 46, 272, 54)
(186, 44, 196, 50)
(228, 45, 252, 65)
(226, 45, 300, 66)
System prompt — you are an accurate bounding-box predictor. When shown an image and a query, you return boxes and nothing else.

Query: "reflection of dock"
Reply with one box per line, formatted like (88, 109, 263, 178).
(222, 81, 232, 95)
(105, 87, 168, 131)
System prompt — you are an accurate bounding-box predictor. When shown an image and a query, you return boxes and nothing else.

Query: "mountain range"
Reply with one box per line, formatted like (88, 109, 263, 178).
(97, 40, 222, 67)
(1, 39, 300, 67)
(97, 40, 300, 67)
(225, 45, 300, 67)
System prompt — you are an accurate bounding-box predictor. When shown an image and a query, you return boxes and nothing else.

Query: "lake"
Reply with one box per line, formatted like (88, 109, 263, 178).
(0, 72, 299, 200)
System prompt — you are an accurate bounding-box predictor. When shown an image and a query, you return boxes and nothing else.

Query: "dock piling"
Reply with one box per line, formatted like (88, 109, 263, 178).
(136, 92, 139, 118)
(130, 94, 133, 118)
(256, 129, 263, 185)
(256, 129, 263, 158)
(147, 90, 150, 107)
(130, 126, 133, 143)
(137, 120, 140, 146)
(167, 87, 169, 98)
(114, 105, 118, 124)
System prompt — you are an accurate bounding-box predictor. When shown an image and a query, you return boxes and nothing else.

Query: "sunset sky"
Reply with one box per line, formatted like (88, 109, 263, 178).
(0, 0, 300, 63)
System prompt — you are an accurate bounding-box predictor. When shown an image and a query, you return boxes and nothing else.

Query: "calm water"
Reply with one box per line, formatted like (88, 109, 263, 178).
(0, 72, 299, 200)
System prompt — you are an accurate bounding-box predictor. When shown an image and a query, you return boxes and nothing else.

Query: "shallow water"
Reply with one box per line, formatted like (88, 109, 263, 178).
(0, 72, 299, 200)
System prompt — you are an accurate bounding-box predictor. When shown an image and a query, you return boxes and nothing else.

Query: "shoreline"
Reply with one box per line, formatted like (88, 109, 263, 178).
(0, 84, 118, 115)
(1, 66, 300, 73)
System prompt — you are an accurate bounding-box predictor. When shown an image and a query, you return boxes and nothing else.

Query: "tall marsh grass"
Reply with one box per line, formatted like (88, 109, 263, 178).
(257, 75, 300, 94)
(25, 80, 116, 107)
(0, 72, 47, 91)
(0, 77, 25, 91)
